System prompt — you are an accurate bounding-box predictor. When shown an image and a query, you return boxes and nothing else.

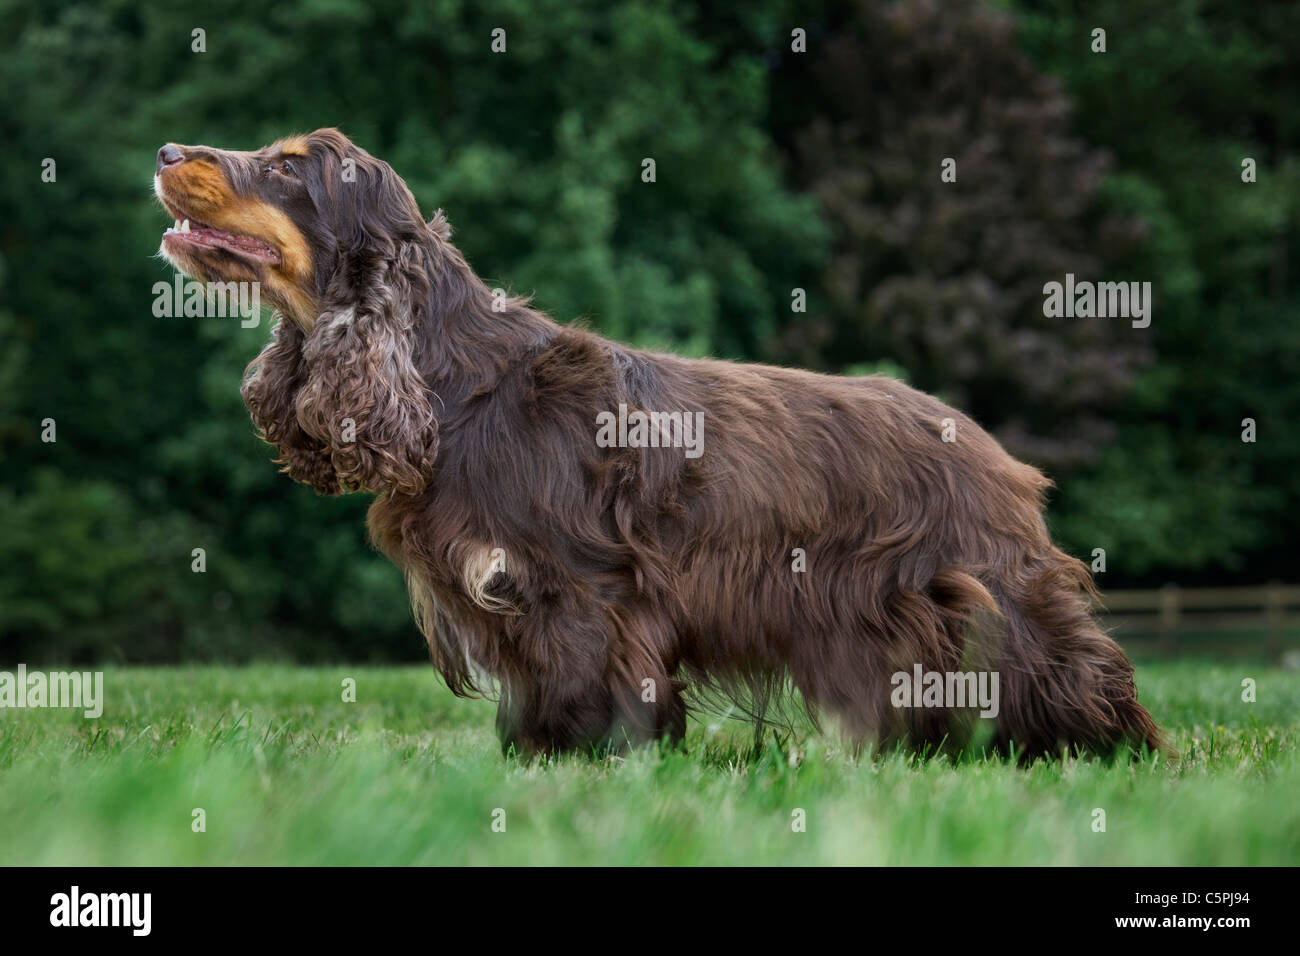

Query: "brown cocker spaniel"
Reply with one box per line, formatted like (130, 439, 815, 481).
(155, 128, 1165, 760)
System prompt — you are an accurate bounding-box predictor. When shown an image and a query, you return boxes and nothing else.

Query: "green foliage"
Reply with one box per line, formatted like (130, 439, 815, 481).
(771, 0, 1150, 469)
(1011, 0, 1300, 578)
(0, 0, 824, 660)
(1, 0, 1298, 662)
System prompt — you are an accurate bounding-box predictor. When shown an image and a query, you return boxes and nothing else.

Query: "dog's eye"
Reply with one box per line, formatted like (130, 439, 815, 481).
(280, 160, 296, 177)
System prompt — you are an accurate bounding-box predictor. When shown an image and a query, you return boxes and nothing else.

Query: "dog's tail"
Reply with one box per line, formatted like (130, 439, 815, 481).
(981, 550, 1170, 760)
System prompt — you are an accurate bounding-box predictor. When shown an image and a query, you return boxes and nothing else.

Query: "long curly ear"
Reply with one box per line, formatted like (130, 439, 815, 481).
(241, 315, 341, 494)
(295, 245, 438, 495)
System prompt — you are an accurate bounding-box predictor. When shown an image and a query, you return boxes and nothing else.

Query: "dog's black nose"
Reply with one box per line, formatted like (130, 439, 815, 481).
(156, 144, 185, 173)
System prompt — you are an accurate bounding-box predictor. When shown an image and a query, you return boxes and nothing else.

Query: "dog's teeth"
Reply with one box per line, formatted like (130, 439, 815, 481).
(180, 219, 191, 233)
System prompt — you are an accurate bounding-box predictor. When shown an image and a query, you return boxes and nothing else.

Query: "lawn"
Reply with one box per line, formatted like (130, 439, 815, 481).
(0, 660, 1295, 865)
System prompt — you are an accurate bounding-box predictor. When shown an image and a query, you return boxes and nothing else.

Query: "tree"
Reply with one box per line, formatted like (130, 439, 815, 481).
(0, 0, 827, 661)
(770, 0, 1149, 472)
(1013, 0, 1300, 580)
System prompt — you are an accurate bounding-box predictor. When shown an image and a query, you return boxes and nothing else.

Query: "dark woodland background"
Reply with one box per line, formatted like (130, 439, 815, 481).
(2, 0, 1298, 663)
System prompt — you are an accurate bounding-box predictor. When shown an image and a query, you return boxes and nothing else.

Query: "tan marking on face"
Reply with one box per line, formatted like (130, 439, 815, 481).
(163, 160, 234, 219)
(219, 196, 318, 321)
(276, 135, 311, 157)
(160, 159, 320, 326)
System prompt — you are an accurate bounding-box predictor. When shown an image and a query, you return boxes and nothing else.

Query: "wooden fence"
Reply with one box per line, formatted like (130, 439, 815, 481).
(1095, 584, 1300, 659)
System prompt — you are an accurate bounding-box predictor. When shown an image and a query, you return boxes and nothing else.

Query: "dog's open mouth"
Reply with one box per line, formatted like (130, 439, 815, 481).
(163, 217, 281, 265)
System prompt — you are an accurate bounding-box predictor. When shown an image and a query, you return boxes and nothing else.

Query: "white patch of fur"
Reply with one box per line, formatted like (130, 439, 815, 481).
(459, 544, 519, 615)
(403, 569, 501, 698)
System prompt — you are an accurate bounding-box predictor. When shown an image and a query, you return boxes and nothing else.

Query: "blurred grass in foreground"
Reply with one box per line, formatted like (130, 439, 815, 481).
(0, 661, 1295, 865)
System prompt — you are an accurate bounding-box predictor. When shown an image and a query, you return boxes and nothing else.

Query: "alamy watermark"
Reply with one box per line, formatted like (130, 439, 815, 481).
(1042, 273, 1151, 328)
(890, 665, 999, 718)
(152, 274, 261, 327)
(0, 665, 103, 718)
(595, 403, 704, 459)
(50, 886, 150, 936)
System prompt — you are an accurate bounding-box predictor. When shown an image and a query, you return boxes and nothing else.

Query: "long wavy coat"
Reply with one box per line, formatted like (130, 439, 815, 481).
(155, 129, 1165, 758)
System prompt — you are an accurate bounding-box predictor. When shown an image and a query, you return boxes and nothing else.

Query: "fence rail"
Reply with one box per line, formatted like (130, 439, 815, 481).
(1095, 583, 1299, 658)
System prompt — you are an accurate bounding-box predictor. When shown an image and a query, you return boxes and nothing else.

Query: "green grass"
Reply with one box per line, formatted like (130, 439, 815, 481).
(0, 661, 1295, 865)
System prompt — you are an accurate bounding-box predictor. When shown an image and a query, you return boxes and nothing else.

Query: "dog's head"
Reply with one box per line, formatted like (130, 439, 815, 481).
(157, 129, 442, 496)
(154, 128, 429, 328)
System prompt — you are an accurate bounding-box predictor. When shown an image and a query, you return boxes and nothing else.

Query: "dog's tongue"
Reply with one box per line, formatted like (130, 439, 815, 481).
(168, 218, 280, 263)
(191, 224, 280, 262)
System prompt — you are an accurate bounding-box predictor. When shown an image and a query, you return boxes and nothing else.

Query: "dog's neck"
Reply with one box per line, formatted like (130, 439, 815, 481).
(414, 237, 560, 412)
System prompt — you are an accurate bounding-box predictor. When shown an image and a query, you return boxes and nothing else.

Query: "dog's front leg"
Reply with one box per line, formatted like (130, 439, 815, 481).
(492, 598, 683, 758)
